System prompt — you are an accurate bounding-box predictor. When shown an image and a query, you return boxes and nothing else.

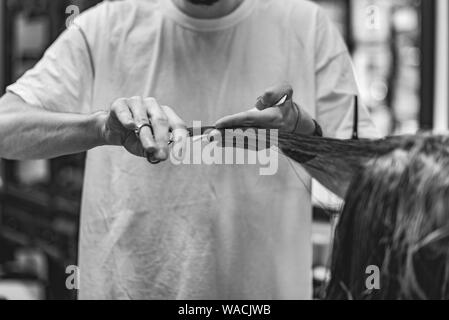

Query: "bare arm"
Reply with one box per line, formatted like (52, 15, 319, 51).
(0, 93, 187, 162)
(0, 93, 105, 160)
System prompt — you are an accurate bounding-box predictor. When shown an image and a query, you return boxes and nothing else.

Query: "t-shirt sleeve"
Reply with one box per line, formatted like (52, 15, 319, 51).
(314, 8, 380, 139)
(6, 7, 99, 114)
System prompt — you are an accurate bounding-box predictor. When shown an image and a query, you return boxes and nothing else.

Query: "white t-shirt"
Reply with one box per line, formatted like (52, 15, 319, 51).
(7, 0, 377, 299)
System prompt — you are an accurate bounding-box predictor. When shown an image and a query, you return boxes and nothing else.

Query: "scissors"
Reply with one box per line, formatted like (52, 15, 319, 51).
(147, 94, 359, 145)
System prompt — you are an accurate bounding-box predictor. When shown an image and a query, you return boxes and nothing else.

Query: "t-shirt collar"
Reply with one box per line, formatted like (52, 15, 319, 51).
(159, 0, 256, 32)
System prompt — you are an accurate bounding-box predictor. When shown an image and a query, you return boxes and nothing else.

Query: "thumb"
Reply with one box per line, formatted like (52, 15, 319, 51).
(255, 84, 294, 110)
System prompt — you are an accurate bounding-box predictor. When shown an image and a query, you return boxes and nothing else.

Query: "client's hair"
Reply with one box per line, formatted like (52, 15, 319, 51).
(324, 134, 449, 299)
(204, 128, 449, 299)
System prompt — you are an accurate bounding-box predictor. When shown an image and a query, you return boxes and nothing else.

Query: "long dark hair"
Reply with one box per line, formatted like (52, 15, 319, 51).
(193, 128, 449, 298)
(324, 134, 449, 299)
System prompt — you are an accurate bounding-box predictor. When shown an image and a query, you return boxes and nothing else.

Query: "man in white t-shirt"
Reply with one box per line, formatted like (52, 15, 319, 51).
(0, 0, 377, 299)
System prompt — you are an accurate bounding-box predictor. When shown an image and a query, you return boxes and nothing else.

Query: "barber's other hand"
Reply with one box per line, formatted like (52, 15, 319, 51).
(215, 84, 315, 135)
(98, 96, 187, 163)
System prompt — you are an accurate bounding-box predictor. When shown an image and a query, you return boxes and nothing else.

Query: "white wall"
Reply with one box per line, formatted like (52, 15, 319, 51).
(434, 0, 449, 132)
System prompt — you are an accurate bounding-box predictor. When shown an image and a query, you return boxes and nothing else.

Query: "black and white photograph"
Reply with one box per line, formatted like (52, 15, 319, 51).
(0, 0, 448, 305)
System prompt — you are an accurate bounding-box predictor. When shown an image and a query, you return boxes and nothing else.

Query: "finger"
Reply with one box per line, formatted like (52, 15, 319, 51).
(162, 105, 188, 142)
(255, 84, 293, 110)
(161, 105, 187, 131)
(162, 106, 188, 161)
(215, 108, 281, 129)
(112, 98, 135, 130)
(128, 97, 158, 159)
(145, 98, 170, 161)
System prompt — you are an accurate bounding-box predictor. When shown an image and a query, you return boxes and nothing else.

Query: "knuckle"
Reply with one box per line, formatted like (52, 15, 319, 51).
(263, 89, 275, 100)
(117, 109, 130, 116)
(112, 98, 126, 109)
(144, 97, 158, 105)
(153, 116, 169, 125)
(161, 105, 173, 113)
(283, 82, 293, 91)
(128, 96, 142, 106)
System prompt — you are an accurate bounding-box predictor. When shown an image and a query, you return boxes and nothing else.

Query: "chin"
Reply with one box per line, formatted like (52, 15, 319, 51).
(186, 0, 221, 5)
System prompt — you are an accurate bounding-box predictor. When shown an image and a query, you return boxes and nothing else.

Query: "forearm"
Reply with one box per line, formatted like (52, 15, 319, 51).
(0, 94, 106, 160)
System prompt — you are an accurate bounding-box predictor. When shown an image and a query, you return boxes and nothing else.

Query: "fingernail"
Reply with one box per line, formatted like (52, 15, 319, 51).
(146, 153, 161, 164)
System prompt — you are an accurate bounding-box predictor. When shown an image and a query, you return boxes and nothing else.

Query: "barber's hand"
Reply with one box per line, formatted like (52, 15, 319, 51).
(215, 84, 315, 135)
(99, 96, 188, 163)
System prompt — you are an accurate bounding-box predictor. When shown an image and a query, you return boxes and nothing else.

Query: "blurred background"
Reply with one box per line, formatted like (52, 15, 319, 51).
(0, 0, 448, 299)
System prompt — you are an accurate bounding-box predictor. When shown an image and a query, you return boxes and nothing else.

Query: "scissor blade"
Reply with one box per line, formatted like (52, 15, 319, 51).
(186, 126, 217, 137)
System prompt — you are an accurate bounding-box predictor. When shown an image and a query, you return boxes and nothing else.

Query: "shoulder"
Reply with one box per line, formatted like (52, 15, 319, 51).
(74, 0, 160, 32)
(276, 0, 347, 58)
(286, 0, 335, 36)
(255, 0, 331, 45)
(72, 0, 162, 53)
